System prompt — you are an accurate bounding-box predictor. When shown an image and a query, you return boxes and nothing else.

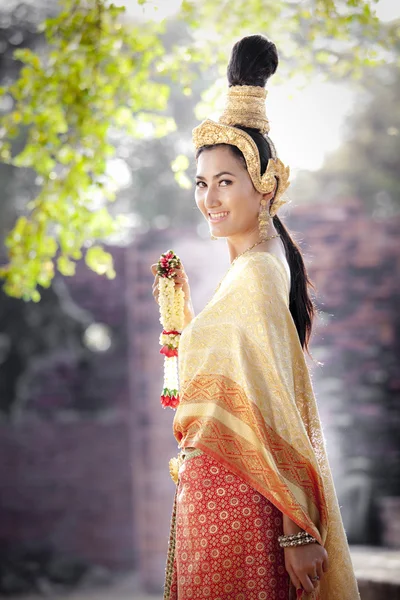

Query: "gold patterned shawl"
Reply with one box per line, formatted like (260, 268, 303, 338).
(173, 252, 360, 600)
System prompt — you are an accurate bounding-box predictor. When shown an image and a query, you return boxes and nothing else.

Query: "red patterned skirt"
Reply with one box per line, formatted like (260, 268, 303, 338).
(164, 448, 291, 600)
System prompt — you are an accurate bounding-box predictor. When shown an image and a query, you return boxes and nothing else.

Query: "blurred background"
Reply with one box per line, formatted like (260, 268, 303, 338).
(0, 0, 399, 598)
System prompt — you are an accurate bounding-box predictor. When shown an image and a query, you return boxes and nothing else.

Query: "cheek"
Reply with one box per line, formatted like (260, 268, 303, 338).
(234, 193, 259, 222)
(241, 184, 260, 212)
(225, 185, 248, 210)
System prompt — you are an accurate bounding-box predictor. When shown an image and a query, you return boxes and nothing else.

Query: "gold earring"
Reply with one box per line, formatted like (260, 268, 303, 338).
(269, 199, 277, 217)
(258, 198, 271, 240)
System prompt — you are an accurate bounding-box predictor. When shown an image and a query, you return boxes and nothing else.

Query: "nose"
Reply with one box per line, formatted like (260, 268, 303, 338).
(204, 185, 222, 210)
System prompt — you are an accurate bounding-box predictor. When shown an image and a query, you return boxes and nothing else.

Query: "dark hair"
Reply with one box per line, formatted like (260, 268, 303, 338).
(196, 34, 317, 355)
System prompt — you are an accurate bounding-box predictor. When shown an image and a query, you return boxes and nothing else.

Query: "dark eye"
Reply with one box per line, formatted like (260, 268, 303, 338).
(220, 179, 232, 186)
(195, 180, 206, 188)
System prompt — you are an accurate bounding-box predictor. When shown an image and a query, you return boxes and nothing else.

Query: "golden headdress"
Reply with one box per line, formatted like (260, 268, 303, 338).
(192, 84, 290, 217)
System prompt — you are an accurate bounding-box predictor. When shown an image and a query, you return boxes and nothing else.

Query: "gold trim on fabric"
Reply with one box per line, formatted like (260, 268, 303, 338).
(176, 402, 322, 529)
(182, 447, 204, 460)
(285, 479, 320, 527)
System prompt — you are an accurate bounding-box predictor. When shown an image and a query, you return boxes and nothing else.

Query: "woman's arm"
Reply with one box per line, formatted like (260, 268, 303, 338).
(282, 513, 304, 536)
(281, 513, 329, 595)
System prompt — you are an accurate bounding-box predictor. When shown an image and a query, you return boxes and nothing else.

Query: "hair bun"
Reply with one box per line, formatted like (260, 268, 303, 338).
(227, 34, 278, 88)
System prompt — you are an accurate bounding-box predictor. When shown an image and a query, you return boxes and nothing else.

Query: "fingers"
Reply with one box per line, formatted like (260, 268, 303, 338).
(301, 557, 325, 594)
(173, 273, 188, 287)
(286, 567, 302, 596)
(171, 266, 186, 278)
(150, 262, 188, 305)
(316, 561, 324, 581)
(150, 263, 186, 272)
(302, 559, 324, 594)
(286, 562, 320, 596)
(308, 566, 321, 591)
(299, 573, 314, 595)
(152, 283, 159, 304)
(285, 545, 328, 598)
(322, 551, 329, 573)
(288, 559, 319, 595)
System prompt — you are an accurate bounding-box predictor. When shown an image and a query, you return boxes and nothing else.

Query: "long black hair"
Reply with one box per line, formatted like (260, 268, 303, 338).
(196, 34, 317, 355)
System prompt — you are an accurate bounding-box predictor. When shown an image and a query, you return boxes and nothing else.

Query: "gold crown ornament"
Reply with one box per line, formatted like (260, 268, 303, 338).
(219, 85, 270, 133)
(192, 85, 290, 217)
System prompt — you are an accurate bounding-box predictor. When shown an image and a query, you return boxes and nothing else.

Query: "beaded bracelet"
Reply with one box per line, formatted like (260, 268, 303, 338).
(278, 531, 311, 543)
(278, 531, 318, 548)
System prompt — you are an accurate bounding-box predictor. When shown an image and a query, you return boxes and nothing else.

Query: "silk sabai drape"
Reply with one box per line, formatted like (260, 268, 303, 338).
(172, 252, 360, 600)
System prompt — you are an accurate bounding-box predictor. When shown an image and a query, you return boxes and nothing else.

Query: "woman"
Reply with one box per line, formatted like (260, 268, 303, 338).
(151, 34, 360, 600)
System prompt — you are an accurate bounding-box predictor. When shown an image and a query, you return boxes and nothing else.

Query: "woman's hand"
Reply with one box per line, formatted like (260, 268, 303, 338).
(150, 262, 195, 329)
(284, 542, 329, 596)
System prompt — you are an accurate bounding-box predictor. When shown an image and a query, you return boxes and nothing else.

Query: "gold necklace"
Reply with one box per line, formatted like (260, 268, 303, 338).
(212, 233, 281, 296)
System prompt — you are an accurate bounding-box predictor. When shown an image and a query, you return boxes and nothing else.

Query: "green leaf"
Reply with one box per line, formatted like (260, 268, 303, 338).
(57, 255, 76, 276)
(31, 290, 41, 302)
(171, 154, 190, 173)
(174, 171, 192, 190)
(88, 207, 117, 237)
(85, 245, 115, 277)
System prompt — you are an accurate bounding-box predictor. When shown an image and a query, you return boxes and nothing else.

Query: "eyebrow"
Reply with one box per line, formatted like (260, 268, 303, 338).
(195, 171, 236, 180)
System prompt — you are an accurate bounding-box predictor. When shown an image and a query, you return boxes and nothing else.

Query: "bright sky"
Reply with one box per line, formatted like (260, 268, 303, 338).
(120, 0, 400, 172)
(260, 82, 355, 174)
(272, 0, 400, 173)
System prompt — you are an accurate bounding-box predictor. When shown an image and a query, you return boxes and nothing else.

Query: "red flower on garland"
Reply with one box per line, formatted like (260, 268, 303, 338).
(160, 345, 178, 358)
(161, 394, 180, 409)
(158, 249, 183, 411)
(159, 251, 178, 279)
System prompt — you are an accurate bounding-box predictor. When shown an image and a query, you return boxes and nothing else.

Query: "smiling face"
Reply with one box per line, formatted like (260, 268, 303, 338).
(195, 145, 273, 240)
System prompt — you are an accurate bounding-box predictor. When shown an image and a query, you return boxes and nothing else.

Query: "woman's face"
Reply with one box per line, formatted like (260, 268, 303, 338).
(195, 145, 270, 239)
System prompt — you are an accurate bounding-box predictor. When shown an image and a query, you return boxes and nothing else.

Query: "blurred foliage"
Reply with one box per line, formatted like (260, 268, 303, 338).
(0, 0, 185, 300)
(0, 0, 398, 299)
(178, 0, 399, 82)
(291, 58, 400, 216)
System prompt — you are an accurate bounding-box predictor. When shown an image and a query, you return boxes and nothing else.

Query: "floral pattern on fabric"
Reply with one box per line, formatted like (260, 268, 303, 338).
(166, 451, 292, 600)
